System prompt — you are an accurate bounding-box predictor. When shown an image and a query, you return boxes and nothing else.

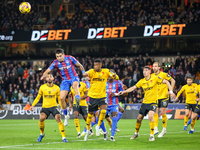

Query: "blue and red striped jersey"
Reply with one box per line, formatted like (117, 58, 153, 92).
(49, 55, 78, 80)
(106, 80, 124, 106)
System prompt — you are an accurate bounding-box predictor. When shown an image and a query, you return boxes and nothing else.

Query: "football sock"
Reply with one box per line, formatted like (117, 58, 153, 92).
(154, 113, 159, 128)
(39, 121, 45, 135)
(91, 121, 96, 128)
(58, 122, 65, 138)
(135, 122, 141, 133)
(98, 109, 106, 127)
(63, 108, 68, 116)
(117, 112, 123, 122)
(162, 114, 167, 128)
(100, 121, 106, 133)
(187, 119, 192, 126)
(74, 118, 80, 133)
(184, 116, 188, 126)
(191, 119, 196, 130)
(111, 116, 117, 137)
(149, 121, 155, 135)
(86, 113, 93, 130)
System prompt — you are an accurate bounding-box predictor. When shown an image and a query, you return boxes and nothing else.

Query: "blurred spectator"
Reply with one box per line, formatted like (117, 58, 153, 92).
(28, 93, 34, 105)
(10, 95, 16, 104)
(12, 88, 18, 103)
(22, 93, 29, 104)
(18, 90, 24, 103)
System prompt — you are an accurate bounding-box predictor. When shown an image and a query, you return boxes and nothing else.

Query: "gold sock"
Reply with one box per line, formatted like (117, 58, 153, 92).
(97, 109, 106, 127)
(58, 122, 65, 138)
(162, 114, 167, 128)
(184, 116, 188, 126)
(107, 120, 112, 129)
(135, 122, 141, 133)
(154, 113, 159, 128)
(86, 113, 93, 130)
(74, 118, 80, 133)
(149, 121, 155, 135)
(39, 121, 45, 134)
(191, 119, 196, 130)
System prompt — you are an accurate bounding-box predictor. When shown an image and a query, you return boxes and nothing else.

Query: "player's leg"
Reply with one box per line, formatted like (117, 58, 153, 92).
(54, 114, 68, 142)
(130, 114, 143, 139)
(154, 107, 159, 135)
(148, 110, 155, 141)
(116, 105, 124, 132)
(157, 107, 167, 137)
(110, 108, 118, 141)
(37, 113, 47, 142)
(72, 80, 80, 107)
(73, 109, 81, 138)
(106, 114, 112, 130)
(189, 112, 199, 134)
(184, 108, 190, 130)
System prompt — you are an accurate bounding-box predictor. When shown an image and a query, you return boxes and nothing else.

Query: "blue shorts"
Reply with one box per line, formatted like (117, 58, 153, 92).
(106, 105, 119, 115)
(60, 77, 80, 91)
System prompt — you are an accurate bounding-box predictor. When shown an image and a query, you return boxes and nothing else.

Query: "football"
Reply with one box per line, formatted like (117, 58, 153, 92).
(19, 2, 31, 14)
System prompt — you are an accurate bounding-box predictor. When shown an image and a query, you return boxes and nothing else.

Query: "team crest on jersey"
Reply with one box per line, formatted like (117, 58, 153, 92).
(147, 83, 149, 86)
(49, 91, 51, 94)
(66, 60, 69, 63)
(191, 88, 192, 90)
(158, 76, 162, 79)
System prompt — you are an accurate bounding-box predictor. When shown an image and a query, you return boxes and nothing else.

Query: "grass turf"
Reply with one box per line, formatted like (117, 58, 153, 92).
(0, 119, 199, 150)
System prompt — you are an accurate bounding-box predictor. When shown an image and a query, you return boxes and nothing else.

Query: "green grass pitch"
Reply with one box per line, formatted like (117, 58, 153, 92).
(0, 119, 199, 150)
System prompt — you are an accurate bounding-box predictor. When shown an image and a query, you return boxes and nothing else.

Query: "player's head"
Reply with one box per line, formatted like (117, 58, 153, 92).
(186, 76, 193, 85)
(46, 72, 54, 84)
(143, 66, 151, 77)
(153, 62, 160, 73)
(108, 69, 115, 82)
(55, 48, 65, 62)
(94, 59, 102, 72)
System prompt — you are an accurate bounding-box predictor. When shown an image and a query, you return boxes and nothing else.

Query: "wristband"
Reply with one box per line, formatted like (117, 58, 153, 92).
(169, 90, 173, 94)
(114, 93, 119, 96)
(82, 70, 85, 74)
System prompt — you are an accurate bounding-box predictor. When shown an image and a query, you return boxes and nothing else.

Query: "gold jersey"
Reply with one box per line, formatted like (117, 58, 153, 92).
(32, 84, 61, 108)
(177, 83, 198, 104)
(136, 75, 163, 104)
(70, 82, 88, 106)
(152, 71, 172, 99)
(86, 68, 119, 98)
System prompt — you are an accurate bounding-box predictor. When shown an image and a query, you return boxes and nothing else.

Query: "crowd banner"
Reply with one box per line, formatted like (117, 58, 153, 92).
(1, 24, 200, 43)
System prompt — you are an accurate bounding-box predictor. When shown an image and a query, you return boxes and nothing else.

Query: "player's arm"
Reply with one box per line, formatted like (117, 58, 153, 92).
(175, 86, 185, 101)
(75, 61, 85, 74)
(162, 79, 176, 99)
(41, 61, 56, 80)
(30, 87, 43, 111)
(108, 69, 119, 80)
(118, 85, 137, 95)
(83, 69, 92, 77)
(169, 77, 175, 90)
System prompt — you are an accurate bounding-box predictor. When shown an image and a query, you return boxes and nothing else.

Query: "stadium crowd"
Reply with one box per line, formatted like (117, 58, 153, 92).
(0, 54, 200, 105)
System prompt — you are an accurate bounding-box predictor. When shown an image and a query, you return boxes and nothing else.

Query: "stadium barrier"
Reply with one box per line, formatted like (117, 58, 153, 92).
(1, 24, 200, 43)
(0, 104, 192, 120)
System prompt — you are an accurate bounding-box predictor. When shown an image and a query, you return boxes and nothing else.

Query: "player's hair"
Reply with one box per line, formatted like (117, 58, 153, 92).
(186, 76, 193, 80)
(94, 59, 102, 63)
(144, 66, 151, 70)
(55, 48, 64, 54)
(153, 62, 161, 67)
(47, 72, 53, 76)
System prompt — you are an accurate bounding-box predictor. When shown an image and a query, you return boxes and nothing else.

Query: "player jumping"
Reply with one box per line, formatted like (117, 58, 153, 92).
(41, 48, 85, 126)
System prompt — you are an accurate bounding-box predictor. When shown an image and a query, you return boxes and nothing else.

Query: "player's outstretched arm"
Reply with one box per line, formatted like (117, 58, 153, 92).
(41, 68, 51, 80)
(30, 94, 42, 111)
(162, 79, 176, 99)
(118, 85, 137, 95)
(174, 86, 184, 102)
(75, 61, 85, 74)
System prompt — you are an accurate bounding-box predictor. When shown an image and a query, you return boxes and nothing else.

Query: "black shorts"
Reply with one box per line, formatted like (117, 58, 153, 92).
(105, 112, 110, 118)
(139, 103, 157, 116)
(88, 97, 107, 112)
(158, 98, 169, 108)
(41, 107, 60, 119)
(73, 106, 88, 116)
(194, 105, 200, 114)
(185, 104, 196, 112)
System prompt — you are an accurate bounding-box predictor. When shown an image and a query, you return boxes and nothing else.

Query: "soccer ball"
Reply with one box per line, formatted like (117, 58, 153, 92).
(19, 2, 31, 14)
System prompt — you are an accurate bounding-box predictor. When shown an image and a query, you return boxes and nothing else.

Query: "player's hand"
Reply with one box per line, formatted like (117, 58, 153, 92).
(83, 73, 88, 77)
(40, 75, 45, 80)
(111, 93, 115, 97)
(30, 106, 34, 111)
(196, 98, 200, 101)
(174, 97, 178, 102)
(118, 91, 124, 96)
(123, 85, 127, 90)
(170, 93, 176, 99)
